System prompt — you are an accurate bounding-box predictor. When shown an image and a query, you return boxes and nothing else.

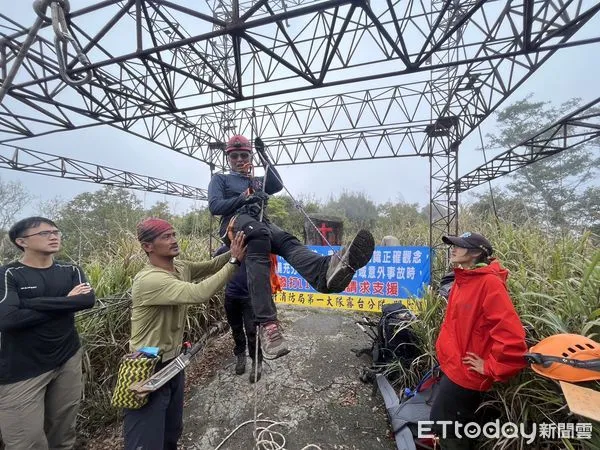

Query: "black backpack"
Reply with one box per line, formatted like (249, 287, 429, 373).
(373, 302, 421, 366)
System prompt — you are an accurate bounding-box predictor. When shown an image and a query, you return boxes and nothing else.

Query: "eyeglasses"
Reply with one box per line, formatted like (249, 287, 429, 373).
(21, 230, 63, 238)
(228, 152, 250, 160)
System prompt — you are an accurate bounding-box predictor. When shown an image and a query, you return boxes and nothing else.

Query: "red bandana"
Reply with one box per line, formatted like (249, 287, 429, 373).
(136, 218, 173, 243)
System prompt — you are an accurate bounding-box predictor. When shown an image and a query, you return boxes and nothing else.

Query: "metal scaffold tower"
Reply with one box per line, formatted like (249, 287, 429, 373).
(1, 0, 599, 246)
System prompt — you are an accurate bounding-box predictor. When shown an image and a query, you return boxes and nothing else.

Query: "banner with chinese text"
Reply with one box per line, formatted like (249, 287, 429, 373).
(274, 246, 431, 313)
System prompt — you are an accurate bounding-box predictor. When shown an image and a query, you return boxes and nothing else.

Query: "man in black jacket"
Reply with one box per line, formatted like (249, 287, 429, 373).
(0, 217, 95, 450)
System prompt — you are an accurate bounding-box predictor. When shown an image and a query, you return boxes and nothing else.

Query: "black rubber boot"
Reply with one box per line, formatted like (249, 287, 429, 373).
(235, 354, 246, 375)
(249, 359, 262, 383)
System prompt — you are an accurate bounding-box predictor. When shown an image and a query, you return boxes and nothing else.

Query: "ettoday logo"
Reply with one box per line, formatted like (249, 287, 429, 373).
(418, 420, 593, 443)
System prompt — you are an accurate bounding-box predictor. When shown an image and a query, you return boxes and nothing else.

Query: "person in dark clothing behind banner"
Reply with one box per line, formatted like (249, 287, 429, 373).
(208, 135, 375, 360)
(0, 216, 95, 450)
(431, 232, 527, 450)
(215, 244, 262, 383)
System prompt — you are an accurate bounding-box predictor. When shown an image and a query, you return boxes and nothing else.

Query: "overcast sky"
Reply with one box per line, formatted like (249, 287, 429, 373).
(2, 2, 600, 219)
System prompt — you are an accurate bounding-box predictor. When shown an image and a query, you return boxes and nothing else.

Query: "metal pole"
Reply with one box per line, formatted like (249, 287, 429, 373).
(0, 17, 44, 105)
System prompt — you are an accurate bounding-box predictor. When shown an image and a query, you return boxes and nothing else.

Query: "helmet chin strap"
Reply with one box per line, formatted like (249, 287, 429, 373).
(240, 161, 253, 174)
(229, 160, 254, 176)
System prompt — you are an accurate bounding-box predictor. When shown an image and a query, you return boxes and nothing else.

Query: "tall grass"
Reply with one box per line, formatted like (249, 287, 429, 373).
(71, 215, 599, 448)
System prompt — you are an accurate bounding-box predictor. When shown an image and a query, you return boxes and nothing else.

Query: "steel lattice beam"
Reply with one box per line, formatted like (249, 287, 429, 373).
(1, 0, 599, 162)
(0, 0, 599, 252)
(441, 97, 600, 196)
(0, 144, 208, 199)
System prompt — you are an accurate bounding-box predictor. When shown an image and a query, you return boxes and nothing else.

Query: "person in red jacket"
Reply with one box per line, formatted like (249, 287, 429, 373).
(431, 232, 527, 450)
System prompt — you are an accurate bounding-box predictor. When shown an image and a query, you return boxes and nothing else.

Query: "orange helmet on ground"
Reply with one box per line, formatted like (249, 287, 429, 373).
(226, 135, 252, 153)
(525, 334, 600, 382)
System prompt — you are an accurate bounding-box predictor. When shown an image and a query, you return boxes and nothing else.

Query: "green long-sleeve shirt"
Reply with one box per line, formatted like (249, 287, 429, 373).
(130, 252, 236, 361)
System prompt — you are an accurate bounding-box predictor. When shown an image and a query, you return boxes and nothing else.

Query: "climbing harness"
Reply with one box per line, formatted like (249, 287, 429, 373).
(250, 139, 359, 271)
(0, 0, 92, 104)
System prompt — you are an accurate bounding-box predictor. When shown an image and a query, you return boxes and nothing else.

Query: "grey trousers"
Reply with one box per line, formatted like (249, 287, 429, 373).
(0, 349, 83, 450)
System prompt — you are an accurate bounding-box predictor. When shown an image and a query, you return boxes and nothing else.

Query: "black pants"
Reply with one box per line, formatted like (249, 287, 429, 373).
(225, 295, 262, 360)
(226, 215, 330, 323)
(123, 368, 184, 450)
(429, 374, 484, 450)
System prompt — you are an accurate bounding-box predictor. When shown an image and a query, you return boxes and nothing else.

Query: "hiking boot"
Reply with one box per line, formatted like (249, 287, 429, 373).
(249, 359, 262, 383)
(259, 322, 290, 360)
(235, 354, 246, 375)
(326, 229, 375, 292)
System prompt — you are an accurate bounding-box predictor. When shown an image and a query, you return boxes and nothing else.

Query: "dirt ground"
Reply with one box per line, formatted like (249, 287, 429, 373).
(82, 305, 396, 449)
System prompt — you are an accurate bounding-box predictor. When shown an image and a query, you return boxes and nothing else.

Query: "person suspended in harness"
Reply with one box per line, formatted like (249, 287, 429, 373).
(208, 135, 375, 360)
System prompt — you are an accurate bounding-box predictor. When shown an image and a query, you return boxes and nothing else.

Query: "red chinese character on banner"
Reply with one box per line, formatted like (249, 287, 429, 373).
(345, 280, 358, 294)
(359, 281, 371, 294)
(279, 277, 287, 289)
(386, 282, 399, 296)
(372, 281, 384, 295)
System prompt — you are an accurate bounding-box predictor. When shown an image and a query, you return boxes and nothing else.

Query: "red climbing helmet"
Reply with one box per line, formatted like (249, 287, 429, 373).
(225, 135, 252, 153)
(526, 333, 600, 382)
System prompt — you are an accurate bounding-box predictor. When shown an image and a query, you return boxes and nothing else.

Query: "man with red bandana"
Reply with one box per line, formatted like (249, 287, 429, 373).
(123, 218, 246, 450)
(208, 135, 375, 360)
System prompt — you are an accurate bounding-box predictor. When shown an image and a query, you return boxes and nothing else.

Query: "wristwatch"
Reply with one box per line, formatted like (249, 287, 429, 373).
(229, 256, 241, 266)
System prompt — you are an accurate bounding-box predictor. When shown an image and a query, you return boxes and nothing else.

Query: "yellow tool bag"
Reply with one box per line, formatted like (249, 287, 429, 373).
(111, 353, 159, 409)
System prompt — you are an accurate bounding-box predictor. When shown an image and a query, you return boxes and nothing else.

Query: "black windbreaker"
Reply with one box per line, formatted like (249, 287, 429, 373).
(0, 261, 95, 384)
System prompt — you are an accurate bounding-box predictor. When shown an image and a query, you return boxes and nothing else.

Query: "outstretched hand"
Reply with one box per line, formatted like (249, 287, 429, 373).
(229, 231, 247, 261)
